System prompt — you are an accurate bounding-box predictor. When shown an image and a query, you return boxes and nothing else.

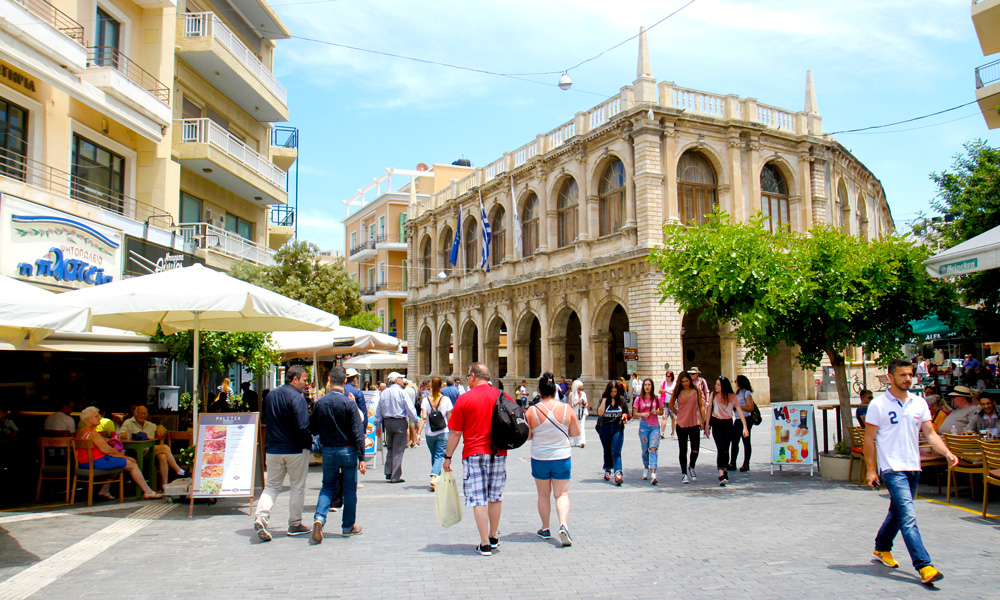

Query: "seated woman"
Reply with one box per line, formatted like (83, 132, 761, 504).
(75, 406, 162, 500)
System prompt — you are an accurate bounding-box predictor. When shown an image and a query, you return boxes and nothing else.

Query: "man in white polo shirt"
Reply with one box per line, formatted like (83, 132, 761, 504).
(864, 357, 957, 586)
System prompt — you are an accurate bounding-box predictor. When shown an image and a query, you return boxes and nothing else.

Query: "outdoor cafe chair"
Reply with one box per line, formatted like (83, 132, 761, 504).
(36, 436, 73, 503)
(71, 438, 124, 507)
(980, 440, 1000, 518)
(847, 426, 868, 486)
(167, 430, 192, 465)
(942, 433, 984, 504)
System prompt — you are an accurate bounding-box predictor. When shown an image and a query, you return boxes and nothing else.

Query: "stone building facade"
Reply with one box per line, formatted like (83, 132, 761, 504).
(404, 30, 894, 406)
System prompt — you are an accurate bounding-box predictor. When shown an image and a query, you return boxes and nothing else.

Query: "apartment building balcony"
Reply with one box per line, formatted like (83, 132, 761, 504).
(360, 286, 377, 303)
(349, 238, 377, 262)
(176, 221, 276, 266)
(176, 118, 288, 205)
(0, 0, 86, 74)
(375, 233, 407, 251)
(267, 204, 293, 249)
(974, 0, 1000, 56)
(270, 126, 298, 171)
(178, 12, 288, 122)
(375, 281, 407, 299)
(976, 58, 1000, 129)
(82, 47, 171, 126)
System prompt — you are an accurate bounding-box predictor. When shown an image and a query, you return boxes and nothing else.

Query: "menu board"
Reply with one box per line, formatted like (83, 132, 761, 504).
(192, 413, 259, 498)
(364, 391, 379, 456)
(770, 404, 816, 466)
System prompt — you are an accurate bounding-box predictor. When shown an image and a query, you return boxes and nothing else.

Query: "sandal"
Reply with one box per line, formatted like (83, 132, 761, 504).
(143, 493, 164, 500)
(98, 493, 116, 502)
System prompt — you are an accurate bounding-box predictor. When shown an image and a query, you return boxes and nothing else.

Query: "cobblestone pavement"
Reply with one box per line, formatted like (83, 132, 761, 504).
(1, 413, 998, 600)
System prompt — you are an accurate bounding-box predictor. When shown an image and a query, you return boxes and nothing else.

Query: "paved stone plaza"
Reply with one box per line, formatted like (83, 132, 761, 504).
(1, 412, 998, 600)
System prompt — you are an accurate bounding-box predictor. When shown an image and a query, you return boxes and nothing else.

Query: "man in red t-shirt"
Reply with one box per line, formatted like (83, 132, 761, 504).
(443, 362, 512, 556)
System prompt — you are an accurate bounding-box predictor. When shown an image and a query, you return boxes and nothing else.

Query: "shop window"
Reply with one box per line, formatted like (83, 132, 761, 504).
(599, 159, 625, 236)
(0, 98, 28, 181)
(225, 212, 253, 240)
(72, 134, 125, 213)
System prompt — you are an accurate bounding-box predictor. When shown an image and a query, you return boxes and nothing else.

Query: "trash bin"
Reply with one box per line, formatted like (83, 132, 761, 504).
(157, 385, 180, 411)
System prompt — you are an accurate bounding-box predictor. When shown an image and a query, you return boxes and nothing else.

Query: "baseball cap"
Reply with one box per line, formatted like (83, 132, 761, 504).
(387, 372, 401, 381)
(345, 368, 360, 378)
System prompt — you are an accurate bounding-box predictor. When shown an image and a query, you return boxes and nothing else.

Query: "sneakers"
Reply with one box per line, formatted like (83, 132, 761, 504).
(312, 521, 323, 543)
(489, 536, 500, 549)
(689, 467, 697, 481)
(873, 550, 899, 568)
(287, 523, 310, 536)
(253, 518, 271, 542)
(919, 566, 943, 584)
(558, 525, 573, 547)
(681, 474, 690, 484)
(476, 543, 493, 556)
(614, 472, 623, 486)
(537, 528, 551, 539)
(603, 470, 611, 481)
(727, 463, 737, 471)
(719, 476, 727, 487)
(642, 468, 649, 480)
(342, 525, 363, 537)
(739, 464, 750, 472)
(651, 474, 658, 486)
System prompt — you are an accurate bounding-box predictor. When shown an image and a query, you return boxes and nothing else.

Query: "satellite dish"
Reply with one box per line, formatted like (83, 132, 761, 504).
(416, 163, 430, 171)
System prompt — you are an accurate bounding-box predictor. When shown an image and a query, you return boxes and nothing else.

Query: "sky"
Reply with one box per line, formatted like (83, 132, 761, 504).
(267, 0, 1000, 252)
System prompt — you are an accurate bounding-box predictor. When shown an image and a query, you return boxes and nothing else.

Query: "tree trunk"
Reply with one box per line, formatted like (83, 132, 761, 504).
(826, 348, 853, 444)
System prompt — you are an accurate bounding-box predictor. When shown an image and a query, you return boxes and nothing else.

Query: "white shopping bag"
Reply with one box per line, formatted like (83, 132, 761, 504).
(434, 471, 462, 527)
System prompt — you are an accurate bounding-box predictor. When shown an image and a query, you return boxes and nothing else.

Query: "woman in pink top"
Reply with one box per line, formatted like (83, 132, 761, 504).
(631, 378, 663, 485)
(703, 377, 749, 487)
(669, 371, 705, 484)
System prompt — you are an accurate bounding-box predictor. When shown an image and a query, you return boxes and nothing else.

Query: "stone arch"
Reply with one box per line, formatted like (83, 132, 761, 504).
(418, 234, 433, 285)
(518, 189, 542, 257)
(591, 297, 629, 381)
(552, 175, 580, 248)
(489, 204, 506, 266)
(676, 148, 721, 226)
(758, 156, 797, 199)
(459, 317, 480, 368)
(674, 142, 726, 179)
(437, 321, 454, 376)
(463, 214, 479, 272)
(759, 160, 790, 233)
(515, 309, 542, 379)
(856, 192, 869, 240)
(485, 315, 509, 383)
(418, 325, 432, 375)
(438, 225, 454, 276)
(835, 178, 850, 231)
(589, 152, 629, 197)
(550, 303, 583, 381)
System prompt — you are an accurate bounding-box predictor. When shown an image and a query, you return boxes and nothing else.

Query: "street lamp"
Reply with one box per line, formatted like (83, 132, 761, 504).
(558, 72, 572, 91)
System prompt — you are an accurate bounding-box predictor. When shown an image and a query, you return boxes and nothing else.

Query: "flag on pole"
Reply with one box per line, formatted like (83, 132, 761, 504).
(449, 206, 461, 266)
(479, 191, 491, 272)
(510, 177, 522, 259)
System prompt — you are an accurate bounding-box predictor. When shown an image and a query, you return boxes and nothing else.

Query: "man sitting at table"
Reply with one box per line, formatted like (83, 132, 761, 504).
(967, 393, 998, 434)
(856, 389, 874, 427)
(43, 401, 76, 435)
(119, 405, 186, 489)
(940, 386, 979, 434)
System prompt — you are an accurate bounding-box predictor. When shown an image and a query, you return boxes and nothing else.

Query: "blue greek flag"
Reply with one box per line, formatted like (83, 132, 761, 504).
(449, 206, 461, 266)
(479, 192, 491, 272)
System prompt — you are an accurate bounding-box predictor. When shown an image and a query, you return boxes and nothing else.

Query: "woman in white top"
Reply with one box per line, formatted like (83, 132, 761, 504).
(569, 379, 588, 448)
(703, 376, 749, 487)
(660, 370, 677, 438)
(526, 372, 580, 547)
(417, 377, 453, 492)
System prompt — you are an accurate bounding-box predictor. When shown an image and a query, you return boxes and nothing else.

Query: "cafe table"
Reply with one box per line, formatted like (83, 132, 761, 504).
(122, 439, 156, 497)
(816, 402, 863, 454)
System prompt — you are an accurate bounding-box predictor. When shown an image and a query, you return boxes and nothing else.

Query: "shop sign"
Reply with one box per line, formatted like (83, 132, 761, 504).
(0, 195, 122, 289)
(939, 258, 977, 276)
(0, 63, 36, 93)
(123, 235, 203, 278)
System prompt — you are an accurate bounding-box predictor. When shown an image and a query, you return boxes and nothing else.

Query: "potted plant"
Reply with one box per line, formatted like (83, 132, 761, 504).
(819, 437, 855, 481)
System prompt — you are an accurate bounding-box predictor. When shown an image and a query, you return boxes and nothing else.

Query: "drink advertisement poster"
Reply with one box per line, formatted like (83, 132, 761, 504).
(193, 413, 259, 498)
(364, 391, 379, 455)
(770, 404, 816, 466)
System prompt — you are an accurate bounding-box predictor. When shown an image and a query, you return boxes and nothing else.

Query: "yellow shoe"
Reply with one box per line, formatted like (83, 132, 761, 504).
(919, 566, 943, 585)
(873, 550, 899, 568)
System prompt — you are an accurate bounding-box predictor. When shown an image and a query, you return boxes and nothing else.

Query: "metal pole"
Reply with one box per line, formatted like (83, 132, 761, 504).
(192, 312, 200, 445)
(294, 129, 299, 241)
(861, 346, 867, 391)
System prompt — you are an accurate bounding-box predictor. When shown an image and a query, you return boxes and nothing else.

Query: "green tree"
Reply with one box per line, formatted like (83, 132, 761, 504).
(343, 311, 383, 331)
(648, 212, 956, 436)
(231, 240, 364, 318)
(928, 140, 1000, 315)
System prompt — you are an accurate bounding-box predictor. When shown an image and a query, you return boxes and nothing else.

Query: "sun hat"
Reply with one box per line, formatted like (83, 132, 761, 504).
(687, 366, 701, 374)
(948, 385, 973, 397)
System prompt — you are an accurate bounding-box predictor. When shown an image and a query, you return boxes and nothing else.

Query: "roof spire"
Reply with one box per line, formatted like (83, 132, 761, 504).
(634, 26, 656, 103)
(805, 70, 818, 114)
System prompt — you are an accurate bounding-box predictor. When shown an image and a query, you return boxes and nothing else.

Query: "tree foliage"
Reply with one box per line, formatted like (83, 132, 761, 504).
(648, 211, 957, 434)
(230, 240, 363, 318)
(343, 311, 383, 332)
(153, 329, 282, 376)
(927, 140, 1000, 315)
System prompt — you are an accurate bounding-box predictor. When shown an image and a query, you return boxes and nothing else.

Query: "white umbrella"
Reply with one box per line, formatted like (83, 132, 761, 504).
(0, 275, 91, 345)
(342, 352, 409, 370)
(924, 224, 1000, 278)
(61, 264, 339, 435)
(273, 328, 402, 387)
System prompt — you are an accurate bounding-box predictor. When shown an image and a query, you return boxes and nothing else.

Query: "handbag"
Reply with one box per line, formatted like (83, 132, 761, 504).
(750, 405, 762, 426)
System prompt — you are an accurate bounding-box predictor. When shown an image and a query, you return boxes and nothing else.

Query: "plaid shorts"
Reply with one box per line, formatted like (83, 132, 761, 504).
(462, 454, 507, 507)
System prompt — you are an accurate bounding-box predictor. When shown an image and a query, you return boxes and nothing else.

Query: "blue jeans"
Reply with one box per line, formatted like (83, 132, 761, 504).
(875, 470, 932, 569)
(314, 447, 358, 533)
(598, 425, 624, 473)
(638, 420, 660, 470)
(426, 432, 449, 477)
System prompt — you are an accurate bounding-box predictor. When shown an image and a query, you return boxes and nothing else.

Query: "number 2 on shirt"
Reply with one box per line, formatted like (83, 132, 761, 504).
(888, 411, 898, 425)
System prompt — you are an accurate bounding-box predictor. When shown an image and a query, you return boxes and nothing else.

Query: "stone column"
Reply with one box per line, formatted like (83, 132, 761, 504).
(727, 134, 745, 222)
(811, 155, 828, 227)
(579, 295, 594, 381)
(539, 306, 552, 373)
(429, 315, 439, 376)
(549, 336, 567, 378)
(631, 119, 664, 248)
(747, 135, 762, 216)
(797, 145, 813, 231)
(663, 126, 679, 223)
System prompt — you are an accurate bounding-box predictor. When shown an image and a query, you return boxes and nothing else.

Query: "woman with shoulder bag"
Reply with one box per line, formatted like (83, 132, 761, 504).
(569, 379, 588, 448)
(704, 376, 749, 487)
(730, 375, 757, 472)
(418, 377, 453, 491)
(597, 381, 630, 486)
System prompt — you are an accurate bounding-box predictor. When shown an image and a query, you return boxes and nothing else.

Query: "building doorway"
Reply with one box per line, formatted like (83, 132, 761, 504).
(606, 304, 629, 380)
(438, 322, 453, 376)
(682, 310, 721, 381)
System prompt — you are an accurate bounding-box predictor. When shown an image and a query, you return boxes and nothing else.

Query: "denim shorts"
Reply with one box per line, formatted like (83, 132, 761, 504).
(81, 456, 126, 470)
(531, 457, 572, 480)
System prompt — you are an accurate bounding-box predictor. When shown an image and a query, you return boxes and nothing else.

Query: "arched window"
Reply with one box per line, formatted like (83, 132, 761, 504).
(677, 151, 717, 226)
(440, 226, 453, 276)
(557, 178, 578, 247)
(464, 217, 478, 271)
(490, 206, 505, 266)
(857, 194, 868, 240)
(599, 159, 626, 236)
(419, 236, 432, 285)
(522, 193, 539, 257)
(837, 182, 850, 232)
(760, 164, 789, 233)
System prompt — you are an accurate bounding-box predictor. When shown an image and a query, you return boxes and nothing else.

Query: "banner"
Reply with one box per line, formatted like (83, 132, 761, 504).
(364, 391, 379, 455)
(192, 413, 259, 498)
(123, 235, 202, 278)
(770, 404, 816, 466)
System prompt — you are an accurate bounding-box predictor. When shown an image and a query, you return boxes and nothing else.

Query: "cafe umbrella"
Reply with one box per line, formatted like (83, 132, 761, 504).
(0, 274, 92, 345)
(61, 264, 339, 438)
(272, 328, 402, 389)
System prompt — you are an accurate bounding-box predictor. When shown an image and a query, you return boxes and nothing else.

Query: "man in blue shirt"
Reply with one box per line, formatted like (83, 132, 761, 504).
(441, 377, 460, 404)
(374, 372, 418, 482)
(254, 365, 311, 542)
(344, 368, 367, 416)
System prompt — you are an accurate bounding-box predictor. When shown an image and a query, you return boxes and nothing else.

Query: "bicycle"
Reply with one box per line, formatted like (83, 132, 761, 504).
(851, 374, 864, 396)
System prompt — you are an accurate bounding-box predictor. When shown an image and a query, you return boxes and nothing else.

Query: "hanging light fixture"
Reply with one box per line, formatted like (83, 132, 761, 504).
(558, 72, 572, 91)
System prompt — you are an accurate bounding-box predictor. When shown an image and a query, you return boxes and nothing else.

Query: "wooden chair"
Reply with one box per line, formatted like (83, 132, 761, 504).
(847, 426, 868, 486)
(980, 440, 1000, 518)
(942, 433, 984, 503)
(71, 438, 124, 506)
(36, 437, 73, 503)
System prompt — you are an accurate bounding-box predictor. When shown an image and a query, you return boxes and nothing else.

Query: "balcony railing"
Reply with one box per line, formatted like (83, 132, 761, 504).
(360, 286, 376, 297)
(375, 233, 408, 245)
(376, 281, 407, 293)
(87, 47, 170, 105)
(183, 12, 288, 105)
(271, 126, 298, 149)
(976, 58, 1000, 89)
(178, 118, 287, 190)
(14, 0, 84, 45)
(269, 205, 294, 227)
(0, 149, 171, 225)
(176, 222, 275, 266)
(350, 239, 374, 256)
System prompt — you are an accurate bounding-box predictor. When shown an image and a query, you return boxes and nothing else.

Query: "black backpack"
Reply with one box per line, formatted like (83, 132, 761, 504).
(491, 388, 529, 453)
(427, 398, 448, 432)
